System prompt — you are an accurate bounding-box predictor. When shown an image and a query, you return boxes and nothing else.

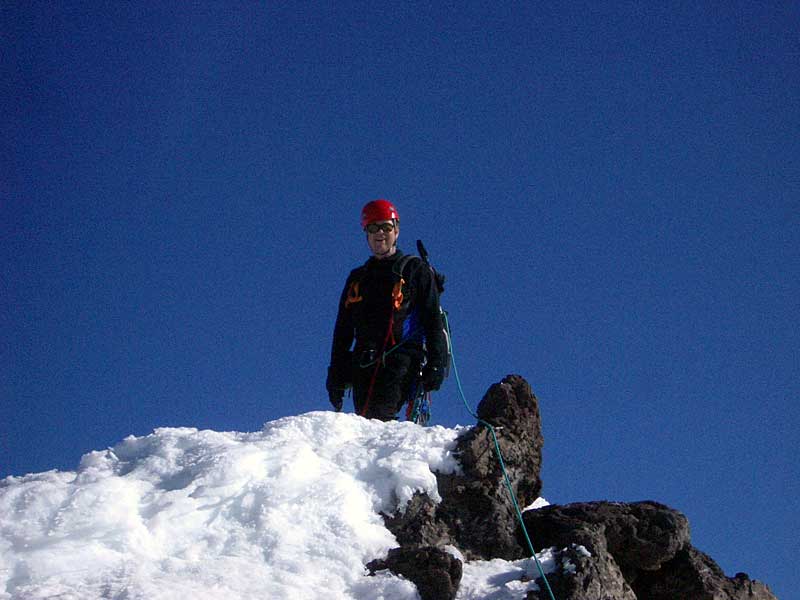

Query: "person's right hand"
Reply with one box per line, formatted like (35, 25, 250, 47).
(329, 388, 344, 412)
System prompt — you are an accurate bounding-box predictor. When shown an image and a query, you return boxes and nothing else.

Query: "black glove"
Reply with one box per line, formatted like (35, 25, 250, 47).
(421, 365, 444, 392)
(328, 388, 344, 411)
(326, 365, 347, 411)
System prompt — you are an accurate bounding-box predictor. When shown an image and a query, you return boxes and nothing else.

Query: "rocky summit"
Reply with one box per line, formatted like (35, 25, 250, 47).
(370, 374, 777, 600)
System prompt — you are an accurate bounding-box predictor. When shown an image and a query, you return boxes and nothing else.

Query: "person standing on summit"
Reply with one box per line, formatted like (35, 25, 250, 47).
(326, 199, 447, 421)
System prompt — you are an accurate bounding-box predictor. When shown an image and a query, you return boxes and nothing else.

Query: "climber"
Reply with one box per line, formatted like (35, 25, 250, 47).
(326, 199, 447, 421)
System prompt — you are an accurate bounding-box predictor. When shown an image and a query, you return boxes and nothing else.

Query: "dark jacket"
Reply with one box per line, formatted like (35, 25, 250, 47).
(328, 249, 446, 390)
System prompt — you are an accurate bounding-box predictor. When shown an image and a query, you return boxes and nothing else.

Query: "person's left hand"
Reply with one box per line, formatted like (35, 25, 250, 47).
(421, 365, 444, 392)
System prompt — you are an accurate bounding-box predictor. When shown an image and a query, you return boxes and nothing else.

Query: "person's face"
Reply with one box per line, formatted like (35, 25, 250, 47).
(365, 220, 399, 258)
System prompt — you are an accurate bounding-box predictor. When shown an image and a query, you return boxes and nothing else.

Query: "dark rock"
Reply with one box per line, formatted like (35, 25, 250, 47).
(372, 374, 778, 599)
(522, 501, 778, 600)
(464, 373, 544, 508)
(382, 491, 455, 548)
(526, 544, 636, 600)
(384, 374, 544, 560)
(366, 546, 462, 600)
(632, 546, 778, 600)
(522, 501, 691, 578)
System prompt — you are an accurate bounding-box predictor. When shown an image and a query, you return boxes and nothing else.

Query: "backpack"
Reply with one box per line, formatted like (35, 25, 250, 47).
(392, 241, 445, 295)
(392, 240, 451, 379)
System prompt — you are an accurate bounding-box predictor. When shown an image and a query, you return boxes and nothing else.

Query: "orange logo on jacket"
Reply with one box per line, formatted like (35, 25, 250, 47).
(392, 279, 405, 310)
(345, 281, 363, 308)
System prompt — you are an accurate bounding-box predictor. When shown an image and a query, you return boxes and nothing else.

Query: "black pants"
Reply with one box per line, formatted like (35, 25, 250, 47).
(353, 351, 419, 421)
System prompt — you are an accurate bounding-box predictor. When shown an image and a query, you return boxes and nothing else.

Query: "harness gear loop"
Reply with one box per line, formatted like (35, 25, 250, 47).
(405, 378, 432, 425)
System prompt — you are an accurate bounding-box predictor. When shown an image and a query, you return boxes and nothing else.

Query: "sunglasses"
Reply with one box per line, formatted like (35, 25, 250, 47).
(365, 222, 396, 234)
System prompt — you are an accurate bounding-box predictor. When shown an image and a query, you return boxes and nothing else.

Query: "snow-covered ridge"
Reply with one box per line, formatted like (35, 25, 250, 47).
(1, 412, 555, 599)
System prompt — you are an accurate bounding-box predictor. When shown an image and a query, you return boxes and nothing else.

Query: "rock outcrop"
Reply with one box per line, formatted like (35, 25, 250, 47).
(369, 374, 777, 600)
(366, 546, 462, 600)
(631, 546, 778, 600)
(384, 374, 543, 560)
(521, 501, 691, 579)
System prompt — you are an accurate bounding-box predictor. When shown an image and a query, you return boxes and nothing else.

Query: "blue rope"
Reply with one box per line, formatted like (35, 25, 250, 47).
(444, 312, 557, 600)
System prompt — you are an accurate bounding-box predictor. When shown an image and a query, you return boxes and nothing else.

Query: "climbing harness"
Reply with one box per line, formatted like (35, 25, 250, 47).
(405, 375, 432, 426)
(445, 311, 558, 600)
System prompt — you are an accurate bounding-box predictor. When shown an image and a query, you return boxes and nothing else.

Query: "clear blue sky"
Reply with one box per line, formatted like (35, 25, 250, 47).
(3, 3, 797, 598)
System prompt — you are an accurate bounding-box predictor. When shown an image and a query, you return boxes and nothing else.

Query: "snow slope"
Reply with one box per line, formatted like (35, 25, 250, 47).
(0, 412, 560, 599)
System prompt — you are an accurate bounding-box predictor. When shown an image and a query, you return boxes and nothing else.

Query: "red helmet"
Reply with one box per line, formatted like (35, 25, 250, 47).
(360, 199, 399, 228)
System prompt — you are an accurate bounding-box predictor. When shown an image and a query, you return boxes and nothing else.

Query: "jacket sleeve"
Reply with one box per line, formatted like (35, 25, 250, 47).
(414, 263, 447, 369)
(327, 274, 355, 391)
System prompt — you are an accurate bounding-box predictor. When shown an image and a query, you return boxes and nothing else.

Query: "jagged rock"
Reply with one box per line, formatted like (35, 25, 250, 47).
(522, 501, 778, 600)
(383, 491, 453, 547)
(374, 375, 778, 599)
(526, 543, 636, 600)
(631, 546, 778, 600)
(522, 501, 691, 579)
(458, 374, 544, 516)
(384, 374, 544, 560)
(366, 546, 462, 600)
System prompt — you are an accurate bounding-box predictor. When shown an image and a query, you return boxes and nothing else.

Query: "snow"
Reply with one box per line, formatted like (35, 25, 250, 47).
(525, 496, 551, 510)
(0, 411, 563, 599)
